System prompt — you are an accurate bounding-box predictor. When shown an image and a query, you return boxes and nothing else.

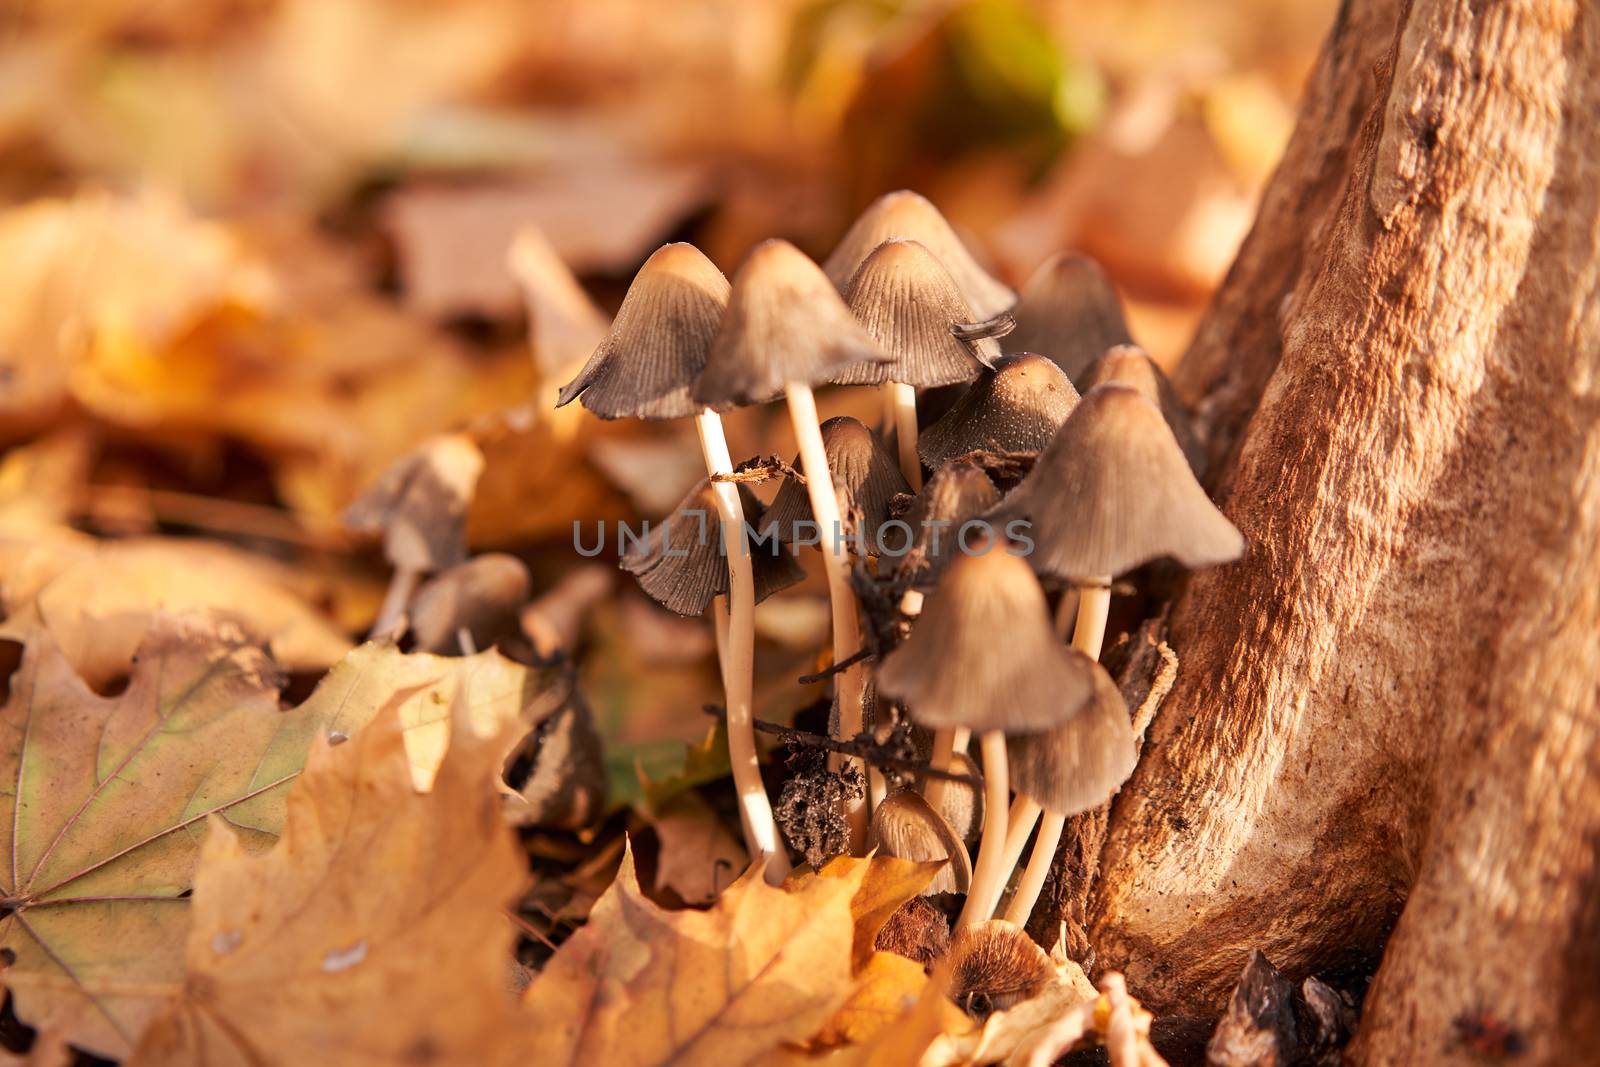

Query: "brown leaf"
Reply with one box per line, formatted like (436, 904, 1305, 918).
(810, 853, 944, 970)
(131, 700, 529, 1066)
(646, 790, 748, 905)
(523, 844, 864, 1066)
(817, 951, 944, 1046)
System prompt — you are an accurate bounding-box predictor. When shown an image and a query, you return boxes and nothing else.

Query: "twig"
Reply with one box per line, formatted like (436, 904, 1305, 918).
(796, 646, 873, 684)
(710, 455, 804, 486)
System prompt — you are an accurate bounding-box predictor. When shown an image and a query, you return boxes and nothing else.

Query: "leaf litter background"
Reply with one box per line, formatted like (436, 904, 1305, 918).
(0, 0, 1331, 1063)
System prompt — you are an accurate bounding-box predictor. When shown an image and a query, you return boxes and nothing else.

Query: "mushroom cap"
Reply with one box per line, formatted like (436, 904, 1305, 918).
(556, 242, 728, 420)
(894, 461, 1000, 589)
(823, 190, 1016, 320)
(343, 433, 484, 572)
(917, 352, 1080, 469)
(621, 479, 804, 616)
(1006, 252, 1133, 381)
(409, 553, 531, 653)
(916, 750, 983, 844)
(834, 239, 995, 387)
(692, 240, 888, 407)
(867, 790, 972, 895)
(760, 417, 911, 549)
(948, 920, 1056, 1015)
(1080, 343, 1207, 477)
(1008, 660, 1137, 815)
(876, 547, 1099, 733)
(990, 383, 1245, 579)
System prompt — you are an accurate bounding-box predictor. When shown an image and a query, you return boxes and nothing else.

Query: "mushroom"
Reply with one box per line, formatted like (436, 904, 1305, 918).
(409, 553, 530, 654)
(891, 460, 1000, 815)
(1006, 252, 1133, 381)
(1079, 343, 1207, 477)
(344, 432, 484, 639)
(836, 238, 1003, 490)
(918, 352, 1081, 471)
(758, 416, 910, 552)
(988, 382, 1244, 925)
(556, 241, 794, 879)
(822, 190, 1016, 321)
(693, 238, 890, 852)
(621, 479, 803, 617)
(877, 544, 1099, 929)
(948, 919, 1057, 1016)
(916, 749, 983, 844)
(868, 789, 973, 895)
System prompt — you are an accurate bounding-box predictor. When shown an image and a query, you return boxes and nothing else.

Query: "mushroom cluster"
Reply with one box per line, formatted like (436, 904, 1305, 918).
(556, 193, 1244, 949)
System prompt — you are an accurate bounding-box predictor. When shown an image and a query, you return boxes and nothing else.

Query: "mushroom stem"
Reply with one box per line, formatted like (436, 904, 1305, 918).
(999, 795, 1044, 882)
(1005, 573, 1113, 925)
(883, 381, 923, 491)
(1053, 587, 1080, 640)
(921, 724, 969, 811)
(370, 566, 421, 640)
(956, 731, 1012, 929)
(784, 383, 870, 853)
(696, 409, 792, 881)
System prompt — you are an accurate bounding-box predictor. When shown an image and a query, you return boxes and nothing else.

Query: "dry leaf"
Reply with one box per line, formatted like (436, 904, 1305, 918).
(646, 790, 748, 905)
(523, 844, 864, 1066)
(817, 951, 938, 1045)
(0, 535, 351, 689)
(811, 853, 944, 970)
(131, 700, 529, 1066)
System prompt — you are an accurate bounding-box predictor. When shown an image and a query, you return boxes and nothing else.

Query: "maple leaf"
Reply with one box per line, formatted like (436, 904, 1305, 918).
(131, 696, 530, 1066)
(523, 845, 865, 1067)
(0, 614, 550, 1058)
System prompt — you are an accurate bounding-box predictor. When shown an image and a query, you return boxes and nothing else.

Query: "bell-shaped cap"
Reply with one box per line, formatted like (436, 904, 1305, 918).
(344, 433, 484, 572)
(1080, 344, 1206, 477)
(834, 239, 997, 387)
(990, 383, 1244, 580)
(410, 553, 531, 653)
(760, 417, 910, 549)
(621, 480, 804, 616)
(917, 750, 983, 844)
(823, 190, 1015, 320)
(693, 240, 888, 407)
(876, 547, 1098, 733)
(1008, 661, 1137, 816)
(868, 790, 972, 895)
(1006, 253, 1132, 380)
(918, 353, 1079, 469)
(556, 243, 727, 419)
(948, 920, 1056, 1014)
(894, 461, 1000, 589)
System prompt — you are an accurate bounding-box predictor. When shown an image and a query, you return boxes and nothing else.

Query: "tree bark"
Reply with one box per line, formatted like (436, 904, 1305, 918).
(1086, 0, 1600, 1063)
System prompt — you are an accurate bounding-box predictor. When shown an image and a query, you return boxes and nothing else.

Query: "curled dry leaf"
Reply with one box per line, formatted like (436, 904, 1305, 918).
(523, 844, 864, 1066)
(132, 701, 529, 1066)
(0, 614, 554, 1059)
(646, 790, 748, 905)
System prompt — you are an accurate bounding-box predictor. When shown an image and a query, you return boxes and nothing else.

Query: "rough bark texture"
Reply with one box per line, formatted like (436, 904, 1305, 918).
(1088, 0, 1600, 1063)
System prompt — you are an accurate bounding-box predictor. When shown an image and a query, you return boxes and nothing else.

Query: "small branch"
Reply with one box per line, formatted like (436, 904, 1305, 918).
(710, 455, 804, 486)
(796, 647, 874, 684)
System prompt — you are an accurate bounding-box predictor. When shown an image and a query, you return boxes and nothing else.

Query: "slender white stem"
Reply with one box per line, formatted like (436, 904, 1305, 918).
(696, 410, 791, 882)
(1006, 573, 1114, 925)
(784, 384, 870, 853)
(882, 381, 923, 491)
(370, 566, 420, 640)
(957, 731, 1012, 929)
(711, 595, 732, 689)
(999, 795, 1043, 883)
(456, 627, 477, 656)
(921, 722, 969, 812)
(1053, 587, 1079, 640)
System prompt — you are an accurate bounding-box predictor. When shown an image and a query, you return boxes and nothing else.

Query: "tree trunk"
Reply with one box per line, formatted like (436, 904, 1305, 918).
(1084, 0, 1600, 1062)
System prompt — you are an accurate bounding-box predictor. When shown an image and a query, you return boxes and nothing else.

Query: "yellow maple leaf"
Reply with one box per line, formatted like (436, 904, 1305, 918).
(523, 845, 866, 1067)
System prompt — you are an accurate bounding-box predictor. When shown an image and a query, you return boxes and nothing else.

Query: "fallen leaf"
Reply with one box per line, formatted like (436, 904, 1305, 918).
(812, 853, 944, 970)
(523, 843, 864, 1066)
(922, 957, 1102, 1067)
(0, 614, 553, 1058)
(817, 951, 937, 1045)
(131, 698, 529, 1066)
(645, 790, 747, 905)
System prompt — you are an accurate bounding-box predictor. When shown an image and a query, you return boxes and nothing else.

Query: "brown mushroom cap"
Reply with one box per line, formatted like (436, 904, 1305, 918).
(1008, 660, 1137, 815)
(990, 383, 1245, 580)
(1006, 252, 1133, 381)
(916, 750, 984, 844)
(409, 553, 531, 653)
(834, 238, 996, 388)
(948, 920, 1057, 1015)
(868, 790, 973, 896)
(823, 190, 1015, 320)
(621, 479, 804, 616)
(876, 547, 1099, 733)
(343, 433, 484, 572)
(759, 417, 911, 549)
(894, 461, 1000, 589)
(556, 243, 728, 420)
(917, 353, 1080, 469)
(692, 239, 888, 407)
(1080, 343, 1206, 477)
